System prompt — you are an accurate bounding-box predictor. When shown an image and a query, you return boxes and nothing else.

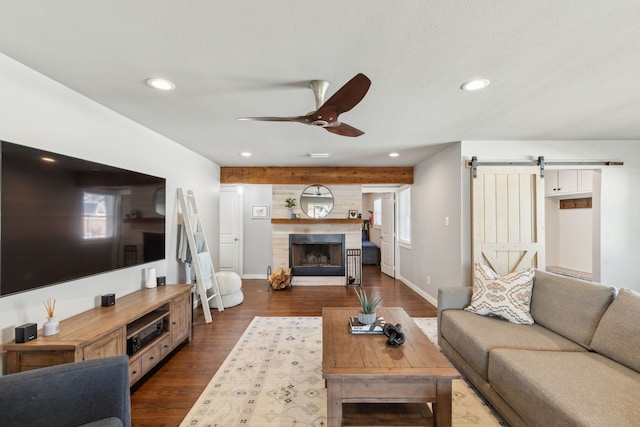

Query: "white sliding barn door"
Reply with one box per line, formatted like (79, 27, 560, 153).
(472, 166, 545, 277)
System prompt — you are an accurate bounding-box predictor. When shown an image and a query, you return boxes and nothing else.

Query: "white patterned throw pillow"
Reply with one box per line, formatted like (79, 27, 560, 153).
(465, 263, 535, 325)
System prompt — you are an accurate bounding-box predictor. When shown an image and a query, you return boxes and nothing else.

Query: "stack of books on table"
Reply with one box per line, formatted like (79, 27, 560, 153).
(348, 316, 386, 334)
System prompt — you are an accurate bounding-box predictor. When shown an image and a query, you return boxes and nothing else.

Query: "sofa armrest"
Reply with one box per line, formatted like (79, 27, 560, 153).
(437, 286, 473, 342)
(0, 355, 131, 427)
(438, 286, 472, 312)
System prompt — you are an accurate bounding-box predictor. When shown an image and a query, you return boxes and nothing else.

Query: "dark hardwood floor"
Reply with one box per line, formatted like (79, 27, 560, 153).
(130, 266, 437, 426)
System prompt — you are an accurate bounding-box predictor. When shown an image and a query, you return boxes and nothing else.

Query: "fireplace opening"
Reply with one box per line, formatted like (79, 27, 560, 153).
(289, 234, 345, 276)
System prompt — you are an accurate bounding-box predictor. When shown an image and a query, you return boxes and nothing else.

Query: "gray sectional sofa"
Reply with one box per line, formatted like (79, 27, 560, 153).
(438, 269, 640, 427)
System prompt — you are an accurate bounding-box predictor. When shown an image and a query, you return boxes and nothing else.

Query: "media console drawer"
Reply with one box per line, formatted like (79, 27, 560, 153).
(3, 285, 193, 386)
(129, 357, 143, 385)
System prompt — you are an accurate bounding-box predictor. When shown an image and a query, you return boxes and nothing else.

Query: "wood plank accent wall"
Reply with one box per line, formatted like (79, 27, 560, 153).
(220, 167, 413, 184)
(272, 184, 362, 220)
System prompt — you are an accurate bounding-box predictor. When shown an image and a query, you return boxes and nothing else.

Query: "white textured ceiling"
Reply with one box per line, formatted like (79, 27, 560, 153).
(1, 1, 639, 167)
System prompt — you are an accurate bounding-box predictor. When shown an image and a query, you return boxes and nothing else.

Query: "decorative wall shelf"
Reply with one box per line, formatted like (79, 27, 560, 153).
(271, 218, 363, 224)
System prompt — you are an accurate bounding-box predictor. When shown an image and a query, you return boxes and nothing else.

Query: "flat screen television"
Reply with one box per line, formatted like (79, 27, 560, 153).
(1, 140, 166, 297)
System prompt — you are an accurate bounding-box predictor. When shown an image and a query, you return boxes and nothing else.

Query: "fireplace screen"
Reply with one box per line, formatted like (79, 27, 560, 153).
(289, 234, 345, 276)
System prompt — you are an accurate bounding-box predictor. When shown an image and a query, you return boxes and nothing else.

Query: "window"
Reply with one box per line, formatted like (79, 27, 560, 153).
(83, 192, 116, 239)
(373, 198, 382, 227)
(398, 186, 411, 244)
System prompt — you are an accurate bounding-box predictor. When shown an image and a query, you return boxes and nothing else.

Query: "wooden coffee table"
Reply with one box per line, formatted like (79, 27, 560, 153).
(322, 307, 460, 427)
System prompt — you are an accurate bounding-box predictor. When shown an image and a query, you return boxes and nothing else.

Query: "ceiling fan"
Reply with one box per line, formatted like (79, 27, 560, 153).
(238, 73, 371, 137)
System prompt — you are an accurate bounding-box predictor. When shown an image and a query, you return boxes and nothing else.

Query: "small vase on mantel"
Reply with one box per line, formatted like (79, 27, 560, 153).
(358, 311, 377, 325)
(43, 317, 60, 336)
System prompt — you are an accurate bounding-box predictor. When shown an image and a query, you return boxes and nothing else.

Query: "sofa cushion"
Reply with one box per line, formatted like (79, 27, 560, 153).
(530, 269, 616, 348)
(465, 263, 535, 325)
(78, 418, 124, 427)
(488, 349, 640, 427)
(440, 309, 586, 380)
(591, 288, 640, 373)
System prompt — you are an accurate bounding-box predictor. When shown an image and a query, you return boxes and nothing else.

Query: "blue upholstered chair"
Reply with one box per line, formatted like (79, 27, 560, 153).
(0, 355, 131, 427)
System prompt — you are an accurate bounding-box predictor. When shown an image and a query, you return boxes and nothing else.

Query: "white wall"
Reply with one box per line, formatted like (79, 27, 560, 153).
(0, 53, 221, 357)
(459, 140, 639, 290)
(546, 197, 594, 273)
(558, 207, 593, 272)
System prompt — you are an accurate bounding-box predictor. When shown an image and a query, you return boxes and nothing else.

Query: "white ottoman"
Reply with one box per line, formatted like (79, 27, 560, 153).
(210, 271, 244, 308)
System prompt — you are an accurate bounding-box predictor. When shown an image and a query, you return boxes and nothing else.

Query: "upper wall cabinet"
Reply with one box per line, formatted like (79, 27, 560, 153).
(545, 170, 593, 196)
(577, 170, 594, 193)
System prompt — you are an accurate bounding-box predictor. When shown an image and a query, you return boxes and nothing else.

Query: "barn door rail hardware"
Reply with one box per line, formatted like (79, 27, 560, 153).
(468, 156, 623, 179)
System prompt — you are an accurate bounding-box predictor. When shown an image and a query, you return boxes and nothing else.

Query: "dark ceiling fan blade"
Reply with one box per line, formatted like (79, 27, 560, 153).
(318, 73, 371, 116)
(237, 116, 308, 124)
(237, 73, 370, 136)
(324, 122, 365, 137)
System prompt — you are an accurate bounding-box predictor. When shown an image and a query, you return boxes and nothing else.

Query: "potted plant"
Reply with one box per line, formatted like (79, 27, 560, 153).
(354, 287, 382, 325)
(285, 197, 296, 218)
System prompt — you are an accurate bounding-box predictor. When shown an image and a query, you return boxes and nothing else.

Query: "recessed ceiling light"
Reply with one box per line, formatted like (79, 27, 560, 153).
(146, 78, 175, 91)
(389, 152, 400, 157)
(240, 152, 252, 157)
(460, 78, 490, 92)
(41, 156, 56, 163)
(309, 152, 331, 159)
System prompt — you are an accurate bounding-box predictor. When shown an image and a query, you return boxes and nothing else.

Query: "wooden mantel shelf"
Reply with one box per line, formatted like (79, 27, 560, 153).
(271, 218, 363, 224)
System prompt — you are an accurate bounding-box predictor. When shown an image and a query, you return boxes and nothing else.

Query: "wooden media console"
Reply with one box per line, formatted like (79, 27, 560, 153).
(3, 285, 193, 386)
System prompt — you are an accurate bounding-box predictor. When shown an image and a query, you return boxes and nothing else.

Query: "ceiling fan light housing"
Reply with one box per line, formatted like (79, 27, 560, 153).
(310, 119, 330, 127)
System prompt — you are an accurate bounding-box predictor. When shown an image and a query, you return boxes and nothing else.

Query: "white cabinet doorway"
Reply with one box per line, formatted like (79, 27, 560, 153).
(362, 188, 398, 278)
(380, 193, 395, 277)
(545, 169, 599, 281)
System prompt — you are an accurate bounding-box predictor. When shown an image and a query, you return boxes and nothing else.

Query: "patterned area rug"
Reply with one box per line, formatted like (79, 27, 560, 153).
(180, 317, 506, 426)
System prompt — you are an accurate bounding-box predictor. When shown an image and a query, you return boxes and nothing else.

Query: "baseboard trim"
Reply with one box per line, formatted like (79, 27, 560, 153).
(396, 274, 438, 307)
(241, 274, 267, 280)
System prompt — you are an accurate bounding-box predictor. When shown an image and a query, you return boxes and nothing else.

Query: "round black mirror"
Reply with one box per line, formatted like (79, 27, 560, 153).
(300, 185, 333, 218)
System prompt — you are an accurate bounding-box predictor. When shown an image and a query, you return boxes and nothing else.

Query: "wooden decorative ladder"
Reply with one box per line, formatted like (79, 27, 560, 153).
(177, 188, 223, 323)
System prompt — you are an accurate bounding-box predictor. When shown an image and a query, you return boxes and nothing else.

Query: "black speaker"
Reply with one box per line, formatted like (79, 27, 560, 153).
(15, 323, 37, 343)
(156, 276, 166, 286)
(101, 293, 116, 307)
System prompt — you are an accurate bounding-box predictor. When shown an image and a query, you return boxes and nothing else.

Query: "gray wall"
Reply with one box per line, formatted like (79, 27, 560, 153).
(397, 143, 464, 305)
(242, 184, 273, 278)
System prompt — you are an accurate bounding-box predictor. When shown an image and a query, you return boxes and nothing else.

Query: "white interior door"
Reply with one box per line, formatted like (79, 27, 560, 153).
(380, 193, 395, 277)
(472, 165, 545, 277)
(219, 189, 241, 273)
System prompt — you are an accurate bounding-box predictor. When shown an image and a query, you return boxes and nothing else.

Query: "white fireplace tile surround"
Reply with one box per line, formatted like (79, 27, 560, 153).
(273, 223, 361, 286)
(271, 184, 363, 286)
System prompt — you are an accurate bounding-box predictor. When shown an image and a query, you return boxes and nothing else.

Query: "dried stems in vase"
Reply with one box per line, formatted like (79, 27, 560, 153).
(43, 297, 56, 318)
